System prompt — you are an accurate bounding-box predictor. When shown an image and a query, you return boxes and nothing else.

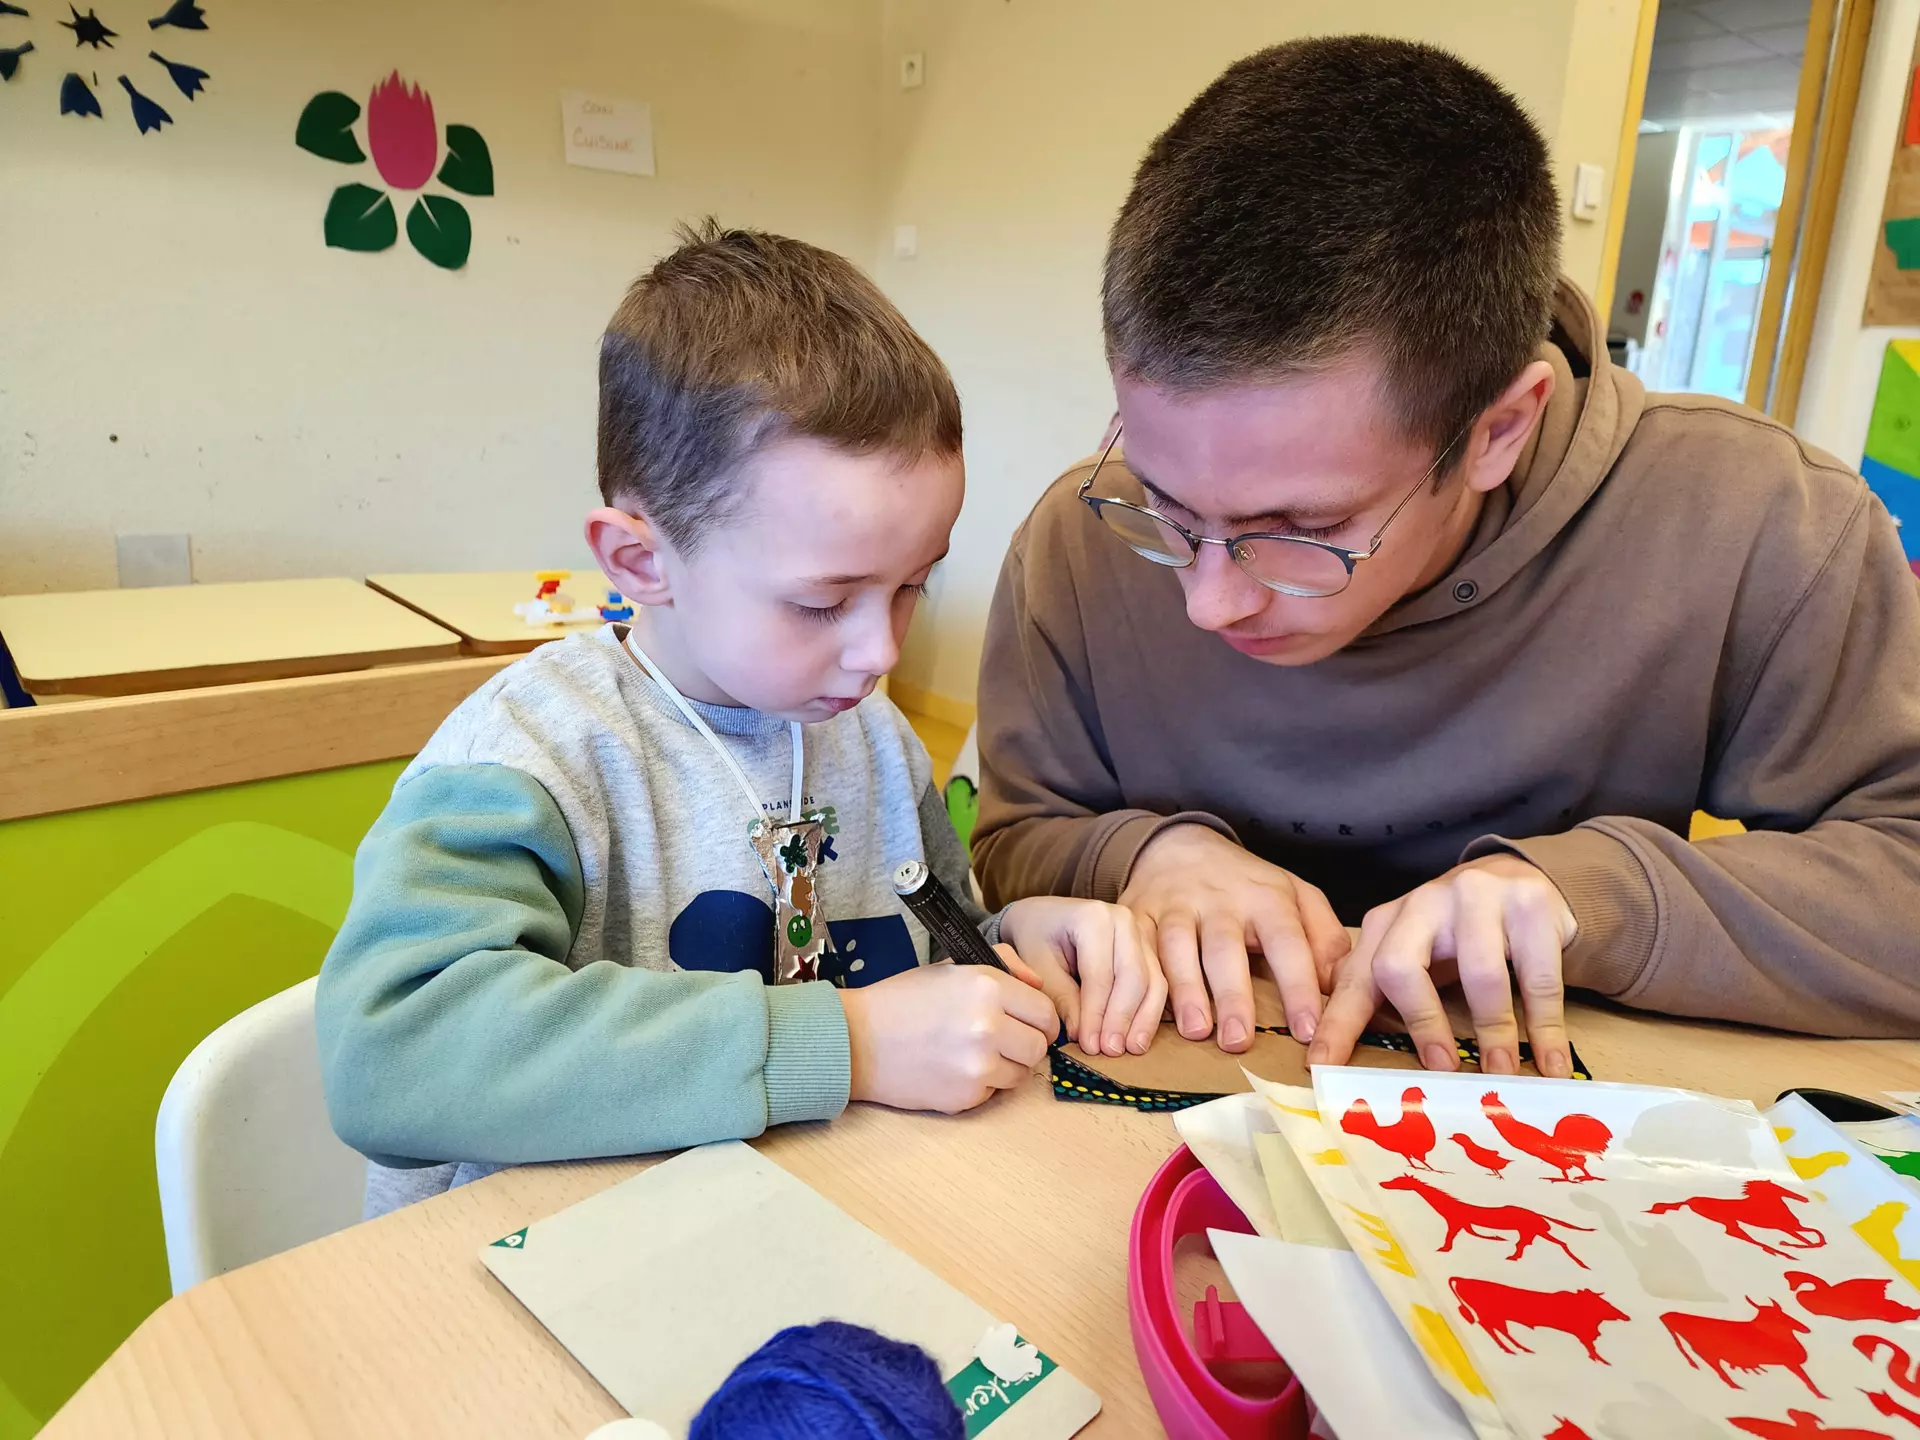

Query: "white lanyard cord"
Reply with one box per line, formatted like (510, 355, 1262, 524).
(624, 631, 803, 825)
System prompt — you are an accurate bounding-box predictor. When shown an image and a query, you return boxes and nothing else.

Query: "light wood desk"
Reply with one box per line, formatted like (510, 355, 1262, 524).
(0, 578, 462, 697)
(367, 572, 609, 655)
(44, 1003, 1920, 1439)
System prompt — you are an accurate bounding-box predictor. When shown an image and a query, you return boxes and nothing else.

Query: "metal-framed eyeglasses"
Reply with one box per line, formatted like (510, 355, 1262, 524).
(1077, 425, 1463, 599)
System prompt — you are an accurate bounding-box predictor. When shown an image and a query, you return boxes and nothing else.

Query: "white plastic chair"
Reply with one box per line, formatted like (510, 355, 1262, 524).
(155, 976, 367, 1293)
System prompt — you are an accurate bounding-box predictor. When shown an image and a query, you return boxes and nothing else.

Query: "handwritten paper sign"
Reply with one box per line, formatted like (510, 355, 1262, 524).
(561, 91, 654, 176)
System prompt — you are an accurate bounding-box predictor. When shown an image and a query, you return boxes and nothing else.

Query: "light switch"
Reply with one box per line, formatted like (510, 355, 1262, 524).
(893, 224, 918, 260)
(1572, 163, 1605, 222)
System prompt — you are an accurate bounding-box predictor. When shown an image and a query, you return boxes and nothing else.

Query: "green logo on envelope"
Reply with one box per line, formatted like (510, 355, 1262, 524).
(945, 1343, 1055, 1436)
(491, 1227, 528, 1249)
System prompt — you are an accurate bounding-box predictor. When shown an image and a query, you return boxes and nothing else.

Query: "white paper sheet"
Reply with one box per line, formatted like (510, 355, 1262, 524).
(561, 91, 655, 175)
(1174, 1091, 1282, 1239)
(1211, 1231, 1476, 1440)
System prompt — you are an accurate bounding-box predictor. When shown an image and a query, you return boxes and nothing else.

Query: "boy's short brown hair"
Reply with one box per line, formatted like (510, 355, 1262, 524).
(1103, 36, 1561, 459)
(598, 221, 961, 552)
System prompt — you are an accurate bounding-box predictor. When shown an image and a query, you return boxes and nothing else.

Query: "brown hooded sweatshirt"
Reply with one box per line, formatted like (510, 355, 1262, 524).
(973, 282, 1920, 1037)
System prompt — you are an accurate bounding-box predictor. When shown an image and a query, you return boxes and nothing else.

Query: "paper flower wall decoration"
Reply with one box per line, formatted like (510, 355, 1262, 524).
(297, 71, 493, 270)
(0, 0, 210, 131)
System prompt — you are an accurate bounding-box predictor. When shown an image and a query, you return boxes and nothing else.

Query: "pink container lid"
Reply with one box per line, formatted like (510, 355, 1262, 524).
(1127, 1144, 1311, 1439)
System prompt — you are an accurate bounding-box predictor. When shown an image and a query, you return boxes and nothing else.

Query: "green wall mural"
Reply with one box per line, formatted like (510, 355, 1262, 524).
(0, 760, 403, 1437)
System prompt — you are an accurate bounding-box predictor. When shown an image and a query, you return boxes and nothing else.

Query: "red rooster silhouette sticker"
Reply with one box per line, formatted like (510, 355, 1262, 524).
(1452, 1131, 1511, 1177)
(1661, 1298, 1822, 1396)
(1730, 1412, 1893, 1439)
(1480, 1091, 1610, 1182)
(1341, 1087, 1438, 1170)
(1648, 1180, 1825, 1259)
(1381, 1174, 1593, 1265)
(1785, 1272, 1920, 1324)
(1448, 1276, 1627, 1362)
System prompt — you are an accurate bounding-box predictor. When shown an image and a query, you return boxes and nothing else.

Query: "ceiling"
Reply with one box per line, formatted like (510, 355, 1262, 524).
(1641, 0, 1811, 128)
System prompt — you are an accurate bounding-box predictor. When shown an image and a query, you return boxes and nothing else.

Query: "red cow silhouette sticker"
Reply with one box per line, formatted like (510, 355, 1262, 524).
(1648, 1181, 1826, 1259)
(1382, 1174, 1593, 1266)
(1453, 1131, 1511, 1177)
(1730, 1412, 1893, 1439)
(1856, 1335, 1920, 1400)
(1448, 1276, 1627, 1362)
(1341, 1087, 1438, 1170)
(1661, 1298, 1823, 1397)
(1786, 1272, 1920, 1324)
(1482, 1091, 1611, 1182)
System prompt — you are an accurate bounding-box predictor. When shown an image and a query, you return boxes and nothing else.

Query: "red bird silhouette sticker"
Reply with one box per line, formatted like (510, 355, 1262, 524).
(1381, 1174, 1593, 1266)
(1786, 1272, 1920, 1324)
(1648, 1181, 1826, 1259)
(1453, 1131, 1511, 1177)
(1856, 1334, 1920, 1400)
(1340, 1087, 1438, 1170)
(1481, 1091, 1611, 1182)
(1730, 1412, 1893, 1439)
(1661, 1298, 1823, 1397)
(1448, 1276, 1627, 1362)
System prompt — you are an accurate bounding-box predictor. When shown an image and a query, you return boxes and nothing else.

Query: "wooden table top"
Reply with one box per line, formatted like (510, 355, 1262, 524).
(366, 572, 611, 655)
(44, 1001, 1920, 1439)
(0, 579, 462, 697)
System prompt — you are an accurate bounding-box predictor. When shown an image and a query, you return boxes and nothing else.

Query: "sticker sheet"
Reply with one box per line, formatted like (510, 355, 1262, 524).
(1249, 1074, 1510, 1440)
(1314, 1069, 1920, 1440)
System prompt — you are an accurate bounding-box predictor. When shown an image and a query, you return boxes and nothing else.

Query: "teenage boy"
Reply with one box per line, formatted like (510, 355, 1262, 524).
(975, 37, 1920, 1081)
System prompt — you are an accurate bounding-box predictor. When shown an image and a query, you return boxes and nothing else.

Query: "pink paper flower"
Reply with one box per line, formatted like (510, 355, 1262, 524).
(366, 71, 436, 190)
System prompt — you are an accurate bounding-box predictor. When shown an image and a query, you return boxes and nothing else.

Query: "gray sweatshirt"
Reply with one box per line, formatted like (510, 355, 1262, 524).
(314, 624, 981, 1216)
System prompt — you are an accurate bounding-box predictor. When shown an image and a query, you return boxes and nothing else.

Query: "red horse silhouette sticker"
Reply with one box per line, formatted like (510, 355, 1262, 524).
(1730, 1412, 1892, 1439)
(1481, 1091, 1611, 1182)
(1856, 1335, 1920, 1399)
(1448, 1276, 1627, 1362)
(1661, 1298, 1823, 1397)
(1648, 1181, 1826, 1259)
(1452, 1132, 1511, 1177)
(1786, 1272, 1920, 1324)
(1341, 1087, 1438, 1170)
(1381, 1174, 1593, 1266)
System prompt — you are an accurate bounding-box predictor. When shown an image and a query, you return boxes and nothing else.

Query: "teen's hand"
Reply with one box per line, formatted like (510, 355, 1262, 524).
(1000, 896, 1164, 1058)
(840, 962, 1058, 1114)
(1119, 824, 1349, 1052)
(1307, 854, 1576, 1079)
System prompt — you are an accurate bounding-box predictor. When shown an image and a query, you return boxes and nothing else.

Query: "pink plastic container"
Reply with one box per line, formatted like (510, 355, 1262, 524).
(1127, 1145, 1310, 1440)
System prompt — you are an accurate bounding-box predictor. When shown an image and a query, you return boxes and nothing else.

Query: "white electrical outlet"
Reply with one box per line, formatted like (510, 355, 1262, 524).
(899, 52, 924, 89)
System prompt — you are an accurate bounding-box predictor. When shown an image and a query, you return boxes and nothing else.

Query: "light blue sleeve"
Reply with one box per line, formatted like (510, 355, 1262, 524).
(314, 763, 849, 1168)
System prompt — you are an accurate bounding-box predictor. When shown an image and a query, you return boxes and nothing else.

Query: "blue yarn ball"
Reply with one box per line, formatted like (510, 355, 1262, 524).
(689, 1320, 964, 1440)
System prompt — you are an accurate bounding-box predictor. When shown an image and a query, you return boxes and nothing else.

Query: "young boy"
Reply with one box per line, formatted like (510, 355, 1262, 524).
(317, 223, 1164, 1215)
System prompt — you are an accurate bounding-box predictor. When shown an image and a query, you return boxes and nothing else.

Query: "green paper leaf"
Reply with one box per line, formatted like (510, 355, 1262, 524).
(1888, 217, 1920, 272)
(323, 183, 396, 252)
(437, 122, 494, 196)
(296, 90, 365, 164)
(406, 193, 471, 269)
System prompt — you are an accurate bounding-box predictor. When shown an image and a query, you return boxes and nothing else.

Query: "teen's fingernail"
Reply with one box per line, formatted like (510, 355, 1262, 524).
(1485, 1047, 1517, 1075)
(1179, 1007, 1207, 1037)
(1291, 1012, 1317, 1044)
(1422, 1043, 1456, 1072)
(1221, 1018, 1248, 1049)
(1104, 1031, 1124, 1054)
(1545, 1050, 1572, 1079)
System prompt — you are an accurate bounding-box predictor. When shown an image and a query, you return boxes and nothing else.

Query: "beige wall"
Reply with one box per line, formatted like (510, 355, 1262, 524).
(877, 0, 1646, 702)
(0, 0, 880, 594)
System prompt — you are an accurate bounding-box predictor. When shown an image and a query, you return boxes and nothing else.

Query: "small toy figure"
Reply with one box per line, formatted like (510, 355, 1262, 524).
(598, 589, 634, 621)
(513, 570, 597, 627)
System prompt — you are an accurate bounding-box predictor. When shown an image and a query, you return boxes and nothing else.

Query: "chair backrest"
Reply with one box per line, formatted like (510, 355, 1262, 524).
(155, 975, 366, 1293)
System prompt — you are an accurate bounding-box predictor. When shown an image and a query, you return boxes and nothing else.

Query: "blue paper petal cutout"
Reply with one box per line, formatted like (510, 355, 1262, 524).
(148, 49, 203, 97)
(59, 70, 100, 115)
(0, 40, 31, 79)
(60, 3, 114, 46)
(146, 0, 204, 29)
(118, 73, 170, 131)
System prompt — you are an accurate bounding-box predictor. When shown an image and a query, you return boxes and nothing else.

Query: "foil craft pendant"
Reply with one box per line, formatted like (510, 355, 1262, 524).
(751, 816, 829, 983)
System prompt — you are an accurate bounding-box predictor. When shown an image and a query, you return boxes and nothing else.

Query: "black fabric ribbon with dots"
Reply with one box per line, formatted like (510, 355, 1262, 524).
(1048, 1026, 1593, 1114)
